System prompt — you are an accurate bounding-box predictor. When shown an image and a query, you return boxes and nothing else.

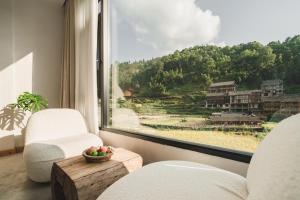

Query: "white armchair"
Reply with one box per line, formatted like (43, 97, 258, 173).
(23, 109, 103, 183)
(97, 113, 300, 200)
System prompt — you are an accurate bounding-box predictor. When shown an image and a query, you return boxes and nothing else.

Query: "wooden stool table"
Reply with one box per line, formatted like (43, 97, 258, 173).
(51, 148, 143, 200)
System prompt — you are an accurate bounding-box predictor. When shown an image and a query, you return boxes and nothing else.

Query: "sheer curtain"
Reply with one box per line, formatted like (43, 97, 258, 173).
(61, 0, 75, 109)
(61, 0, 99, 134)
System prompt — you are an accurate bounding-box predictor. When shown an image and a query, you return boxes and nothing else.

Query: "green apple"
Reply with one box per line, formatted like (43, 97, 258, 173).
(98, 152, 107, 156)
(91, 151, 98, 156)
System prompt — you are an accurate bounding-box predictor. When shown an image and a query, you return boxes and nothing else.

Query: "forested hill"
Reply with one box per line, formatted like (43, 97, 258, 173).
(119, 35, 300, 97)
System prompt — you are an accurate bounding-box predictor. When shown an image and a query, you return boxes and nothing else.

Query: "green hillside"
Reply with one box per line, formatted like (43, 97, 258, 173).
(118, 35, 300, 97)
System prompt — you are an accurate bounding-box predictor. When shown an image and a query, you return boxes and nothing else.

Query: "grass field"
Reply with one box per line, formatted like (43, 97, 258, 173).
(145, 129, 261, 153)
(136, 114, 265, 153)
(116, 88, 282, 153)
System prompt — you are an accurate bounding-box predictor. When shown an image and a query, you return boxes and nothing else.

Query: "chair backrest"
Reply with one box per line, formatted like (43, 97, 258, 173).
(25, 109, 88, 144)
(246, 113, 300, 200)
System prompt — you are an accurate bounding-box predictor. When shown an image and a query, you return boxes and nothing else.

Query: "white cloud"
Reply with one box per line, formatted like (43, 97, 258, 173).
(112, 0, 221, 54)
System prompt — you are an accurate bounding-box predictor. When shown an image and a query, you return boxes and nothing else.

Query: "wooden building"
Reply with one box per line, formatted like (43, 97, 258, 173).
(205, 93, 230, 109)
(203, 79, 300, 117)
(229, 90, 262, 112)
(261, 79, 283, 97)
(262, 95, 300, 115)
(123, 89, 134, 97)
(205, 81, 236, 109)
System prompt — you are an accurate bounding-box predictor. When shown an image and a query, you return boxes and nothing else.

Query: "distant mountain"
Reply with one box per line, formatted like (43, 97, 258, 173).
(118, 35, 300, 97)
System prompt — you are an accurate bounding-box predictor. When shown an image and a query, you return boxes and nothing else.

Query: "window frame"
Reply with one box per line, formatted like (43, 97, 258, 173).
(98, 0, 253, 163)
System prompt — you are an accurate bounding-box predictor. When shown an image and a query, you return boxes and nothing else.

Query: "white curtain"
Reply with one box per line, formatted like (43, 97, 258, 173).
(74, 0, 99, 134)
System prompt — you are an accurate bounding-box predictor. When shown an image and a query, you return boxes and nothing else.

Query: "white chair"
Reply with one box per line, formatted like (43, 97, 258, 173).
(23, 109, 103, 183)
(97, 113, 300, 200)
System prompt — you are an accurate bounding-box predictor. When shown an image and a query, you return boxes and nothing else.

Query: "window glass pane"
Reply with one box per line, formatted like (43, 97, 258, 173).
(107, 0, 300, 153)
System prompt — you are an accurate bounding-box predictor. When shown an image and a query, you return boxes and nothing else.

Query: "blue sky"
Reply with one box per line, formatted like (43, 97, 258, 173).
(196, 0, 300, 46)
(109, 0, 300, 62)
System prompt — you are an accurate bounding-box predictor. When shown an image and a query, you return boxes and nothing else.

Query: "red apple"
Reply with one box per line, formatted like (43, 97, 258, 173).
(86, 146, 98, 155)
(100, 146, 108, 153)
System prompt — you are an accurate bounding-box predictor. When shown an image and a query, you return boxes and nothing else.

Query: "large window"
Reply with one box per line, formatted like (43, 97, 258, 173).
(99, 0, 300, 156)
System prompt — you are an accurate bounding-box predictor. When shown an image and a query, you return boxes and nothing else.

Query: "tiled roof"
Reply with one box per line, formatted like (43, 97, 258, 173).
(261, 79, 283, 85)
(210, 81, 235, 87)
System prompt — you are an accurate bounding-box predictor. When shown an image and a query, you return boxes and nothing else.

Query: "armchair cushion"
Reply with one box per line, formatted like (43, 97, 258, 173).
(97, 161, 248, 200)
(246, 114, 300, 200)
(25, 109, 88, 144)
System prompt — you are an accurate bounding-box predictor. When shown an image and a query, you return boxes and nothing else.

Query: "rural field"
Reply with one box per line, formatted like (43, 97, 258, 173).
(115, 98, 278, 153)
(138, 114, 275, 153)
(145, 129, 260, 153)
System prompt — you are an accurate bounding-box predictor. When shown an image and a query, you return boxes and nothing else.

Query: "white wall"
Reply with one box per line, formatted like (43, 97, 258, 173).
(101, 131, 249, 176)
(0, 0, 64, 109)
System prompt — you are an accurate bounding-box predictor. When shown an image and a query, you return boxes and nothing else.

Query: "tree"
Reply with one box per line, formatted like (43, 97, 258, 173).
(117, 35, 300, 97)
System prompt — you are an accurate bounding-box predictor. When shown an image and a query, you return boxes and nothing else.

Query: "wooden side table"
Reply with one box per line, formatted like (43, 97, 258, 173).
(51, 148, 143, 200)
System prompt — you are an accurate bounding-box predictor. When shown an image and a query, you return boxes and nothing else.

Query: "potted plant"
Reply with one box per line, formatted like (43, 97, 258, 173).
(0, 92, 48, 154)
(13, 92, 48, 113)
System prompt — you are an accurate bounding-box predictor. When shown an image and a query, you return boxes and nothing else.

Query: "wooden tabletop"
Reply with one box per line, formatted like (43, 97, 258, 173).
(55, 148, 142, 180)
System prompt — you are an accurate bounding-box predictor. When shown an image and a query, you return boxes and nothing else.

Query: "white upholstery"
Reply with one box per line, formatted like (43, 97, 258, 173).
(98, 113, 300, 200)
(246, 113, 300, 200)
(23, 109, 103, 182)
(98, 161, 248, 200)
(24, 109, 88, 144)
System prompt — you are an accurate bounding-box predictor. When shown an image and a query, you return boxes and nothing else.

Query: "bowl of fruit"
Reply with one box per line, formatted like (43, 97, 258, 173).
(83, 146, 114, 163)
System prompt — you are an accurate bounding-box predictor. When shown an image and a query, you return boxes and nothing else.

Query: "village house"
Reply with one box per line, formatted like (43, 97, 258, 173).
(262, 95, 300, 115)
(261, 79, 283, 97)
(205, 81, 236, 109)
(205, 93, 231, 109)
(204, 79, 300, 119)
(123, 89, 134, 97)
(229, 90, 262, 112)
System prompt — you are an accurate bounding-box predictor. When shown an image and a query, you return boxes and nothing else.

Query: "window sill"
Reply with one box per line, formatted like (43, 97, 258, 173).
(100, 127, 253, 163)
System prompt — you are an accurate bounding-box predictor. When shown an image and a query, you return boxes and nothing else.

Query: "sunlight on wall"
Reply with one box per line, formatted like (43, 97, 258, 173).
(0, 64, 14, 107)
(0, 53, 33, 108)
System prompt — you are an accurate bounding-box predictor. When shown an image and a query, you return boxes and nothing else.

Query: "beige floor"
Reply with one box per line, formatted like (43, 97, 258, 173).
(0, 153, 51, 200)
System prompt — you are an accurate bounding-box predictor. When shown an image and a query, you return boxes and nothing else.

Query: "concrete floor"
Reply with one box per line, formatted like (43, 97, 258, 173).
(0, 153, 51, 200)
